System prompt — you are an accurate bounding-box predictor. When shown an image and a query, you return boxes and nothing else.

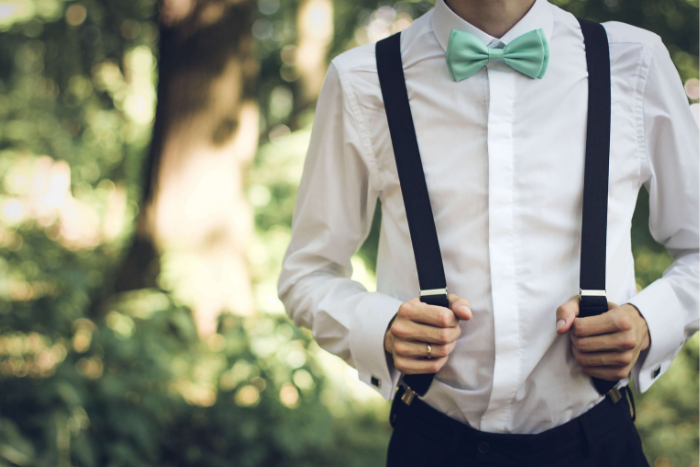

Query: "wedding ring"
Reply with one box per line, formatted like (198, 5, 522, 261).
(425, 343, 432, 359)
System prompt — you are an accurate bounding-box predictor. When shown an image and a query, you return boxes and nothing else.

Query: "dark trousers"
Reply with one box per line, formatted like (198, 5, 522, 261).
(386, 386, 650, 467)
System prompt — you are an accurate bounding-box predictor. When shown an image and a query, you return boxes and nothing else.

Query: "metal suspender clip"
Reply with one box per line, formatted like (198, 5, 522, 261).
(400, 384, 417, 406)
(390, 383, 419, 427)
(607, 387, 622, 404)
(420, 287, 448, 297)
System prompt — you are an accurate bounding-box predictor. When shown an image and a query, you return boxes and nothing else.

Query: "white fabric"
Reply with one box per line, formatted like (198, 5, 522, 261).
(277, 0, 699, 434)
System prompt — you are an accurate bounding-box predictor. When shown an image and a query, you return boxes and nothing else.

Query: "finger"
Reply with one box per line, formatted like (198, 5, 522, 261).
(394, 355, 448, 375)
(417, 301, 460, 327)
(580, 365, 631, 381)
(392, 319, 461, 345)
(398, 300, 458, 328)
(392, 339, 456, 359)
(572, 307, 633, 337)
(448, 294, 472, 320)
(570, 330, 637, 353)
(572, 346, 636, 367)
(555, 295, 580, 334)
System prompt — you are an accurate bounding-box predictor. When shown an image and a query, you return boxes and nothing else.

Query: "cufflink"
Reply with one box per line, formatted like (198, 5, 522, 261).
(371, 375, 381, 388)
(652, 366, 661, 379)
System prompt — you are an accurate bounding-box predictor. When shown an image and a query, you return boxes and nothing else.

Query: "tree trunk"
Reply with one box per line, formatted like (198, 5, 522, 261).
(116, 0, 259, 336)
(295, 0, 333, 109)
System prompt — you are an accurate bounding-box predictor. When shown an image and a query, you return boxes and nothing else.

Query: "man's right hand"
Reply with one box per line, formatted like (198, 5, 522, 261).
(384, 294, 472, 375)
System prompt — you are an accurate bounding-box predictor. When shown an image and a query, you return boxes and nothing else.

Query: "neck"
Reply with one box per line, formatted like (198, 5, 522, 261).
(443, 0, 537, 38)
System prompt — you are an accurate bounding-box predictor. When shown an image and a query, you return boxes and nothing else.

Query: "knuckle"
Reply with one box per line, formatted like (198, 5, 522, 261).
(439, 344, 452, 357)
(615, 315, 632, 331)
(389, 321, 398, 335)
(393, 341, 407, 356)
(571, 336, 583, 350)
(572, 321, 584, 336)
(432, 344, 445, 358)
(392, 323, 409, 339)
(615, 368, 629, 379)
(437, 309, 452, 327)
(394, 358, 407, 373)
(398, 303, 411, 318)
(618, 351, 633, 365)
(621, 334, 637, 350)
(429, 360, 443, 373)
(437, 328, 451, 344)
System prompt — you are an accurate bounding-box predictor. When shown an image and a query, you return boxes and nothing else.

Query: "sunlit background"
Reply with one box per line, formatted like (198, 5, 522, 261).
(0, 0, 697, 465)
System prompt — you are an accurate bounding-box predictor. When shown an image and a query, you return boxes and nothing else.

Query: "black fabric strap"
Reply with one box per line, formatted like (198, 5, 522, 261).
(577, 18, 618, 395)
(376, 32, 448, 397)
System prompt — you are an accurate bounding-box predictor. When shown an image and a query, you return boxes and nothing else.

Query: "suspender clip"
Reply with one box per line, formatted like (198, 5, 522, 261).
(606, 387, 622, 404)
(420, 287, 448, 297)
(400, 384, 417, 406)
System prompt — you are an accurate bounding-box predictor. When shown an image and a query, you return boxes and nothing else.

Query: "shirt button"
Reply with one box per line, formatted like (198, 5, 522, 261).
(477, 441, 490, 453)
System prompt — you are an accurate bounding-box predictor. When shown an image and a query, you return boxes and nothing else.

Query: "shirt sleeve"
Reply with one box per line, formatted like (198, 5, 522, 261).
(277, 60, 404, 400)
(625, 36, 700, 393)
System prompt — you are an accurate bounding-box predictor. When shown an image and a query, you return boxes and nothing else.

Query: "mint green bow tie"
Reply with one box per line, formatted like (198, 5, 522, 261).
(446, 28, 549, 81)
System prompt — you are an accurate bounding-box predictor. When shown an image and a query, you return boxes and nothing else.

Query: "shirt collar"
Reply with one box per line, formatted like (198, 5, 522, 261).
(431, 0, 554, 51)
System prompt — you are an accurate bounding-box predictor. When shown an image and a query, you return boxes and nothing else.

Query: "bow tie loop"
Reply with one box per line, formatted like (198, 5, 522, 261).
(446, 28, 549, 81)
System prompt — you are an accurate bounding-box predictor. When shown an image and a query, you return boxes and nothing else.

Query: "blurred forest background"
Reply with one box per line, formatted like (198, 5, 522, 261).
(0, 0, 697, 465)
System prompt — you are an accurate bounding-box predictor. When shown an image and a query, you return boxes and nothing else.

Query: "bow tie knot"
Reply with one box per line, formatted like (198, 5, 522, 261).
(446, 28, 549, 81)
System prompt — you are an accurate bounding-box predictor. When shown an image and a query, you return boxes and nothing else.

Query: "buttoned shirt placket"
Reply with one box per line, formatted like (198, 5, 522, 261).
(480, 41, 522, 432)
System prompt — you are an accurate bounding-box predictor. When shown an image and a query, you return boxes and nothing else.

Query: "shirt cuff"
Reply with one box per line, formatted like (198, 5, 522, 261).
(625, 279, 686, 393)
(348, 292, 404, 400)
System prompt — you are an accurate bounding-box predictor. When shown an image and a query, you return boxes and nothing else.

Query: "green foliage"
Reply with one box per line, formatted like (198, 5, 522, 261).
(633, 336, 700, 467)
(0, 287, 392, 466)
(0, 1, 392, 465)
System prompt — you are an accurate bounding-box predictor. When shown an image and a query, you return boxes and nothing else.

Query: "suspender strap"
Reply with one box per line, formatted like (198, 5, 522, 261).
(576, 18, 619, 396)
(376, 32, 448, 397)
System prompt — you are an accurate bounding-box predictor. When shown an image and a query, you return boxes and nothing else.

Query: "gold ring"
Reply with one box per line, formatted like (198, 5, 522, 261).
(425, 343, 432, 359)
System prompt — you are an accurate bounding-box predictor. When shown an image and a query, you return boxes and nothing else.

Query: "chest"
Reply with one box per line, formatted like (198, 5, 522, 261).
(362, 33, 642, 225)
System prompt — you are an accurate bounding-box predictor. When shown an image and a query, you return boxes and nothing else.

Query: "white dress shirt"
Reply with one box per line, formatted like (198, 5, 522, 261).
(277, 0, 699, 433)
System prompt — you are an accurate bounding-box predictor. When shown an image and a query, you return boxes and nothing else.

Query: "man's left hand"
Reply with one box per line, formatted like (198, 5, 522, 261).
(555, 295, 651, 381)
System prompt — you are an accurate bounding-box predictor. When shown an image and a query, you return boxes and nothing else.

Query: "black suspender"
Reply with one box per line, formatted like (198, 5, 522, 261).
(376, 32, 449, 398)
(376, 18, 619, 402)
(376, 32, 450, 310)
(576, 18, 619, 396)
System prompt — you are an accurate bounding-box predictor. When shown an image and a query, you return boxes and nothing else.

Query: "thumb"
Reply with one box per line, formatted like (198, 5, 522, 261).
(448, 294, 473, 320)
(555, 294, 580, 334)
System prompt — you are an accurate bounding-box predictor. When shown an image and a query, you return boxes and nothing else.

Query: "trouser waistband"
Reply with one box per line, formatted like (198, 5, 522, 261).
(389, 384, 636, 465)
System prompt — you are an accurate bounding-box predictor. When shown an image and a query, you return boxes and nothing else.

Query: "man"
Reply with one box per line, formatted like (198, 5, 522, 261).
(277, 0, 699, 465)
